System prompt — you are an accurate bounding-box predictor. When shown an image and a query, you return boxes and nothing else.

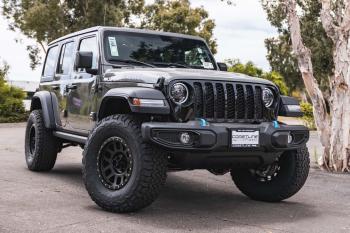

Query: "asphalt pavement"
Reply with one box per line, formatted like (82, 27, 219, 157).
(0, 123, 349, 233)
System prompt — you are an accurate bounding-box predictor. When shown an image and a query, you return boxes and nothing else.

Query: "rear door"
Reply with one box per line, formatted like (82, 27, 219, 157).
(54, 40, 76, 129)
(66, 35, 99, 132)
(38, 45, 65, 127)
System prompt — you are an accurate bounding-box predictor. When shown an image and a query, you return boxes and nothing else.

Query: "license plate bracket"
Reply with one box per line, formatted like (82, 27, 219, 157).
(231, 129, 260, 148)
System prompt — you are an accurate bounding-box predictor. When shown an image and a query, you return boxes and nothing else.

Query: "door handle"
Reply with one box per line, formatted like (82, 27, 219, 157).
(52, 85, 60, 90)
(66, 84, 77, 91)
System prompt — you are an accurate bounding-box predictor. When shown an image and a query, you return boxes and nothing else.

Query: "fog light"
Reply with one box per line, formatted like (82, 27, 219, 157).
(179, 132, 191, 144)
(288, 133, 293, 144)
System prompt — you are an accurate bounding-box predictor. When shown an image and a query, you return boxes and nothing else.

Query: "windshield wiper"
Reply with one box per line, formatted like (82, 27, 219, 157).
(151, 62, 191, 68)
(109, 58, 156, 68)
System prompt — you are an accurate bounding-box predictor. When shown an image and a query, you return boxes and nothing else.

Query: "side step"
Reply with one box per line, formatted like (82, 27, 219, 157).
(53, 131, 87, 144)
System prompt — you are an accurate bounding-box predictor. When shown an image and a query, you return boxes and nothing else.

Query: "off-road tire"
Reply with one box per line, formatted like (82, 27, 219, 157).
(82, 114, 167, 213)
(25, 110, 59, 171)
(231, 146, 310, 202)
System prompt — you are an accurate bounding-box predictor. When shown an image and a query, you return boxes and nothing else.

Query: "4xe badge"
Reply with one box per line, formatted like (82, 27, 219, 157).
(231, 129, 260, 148)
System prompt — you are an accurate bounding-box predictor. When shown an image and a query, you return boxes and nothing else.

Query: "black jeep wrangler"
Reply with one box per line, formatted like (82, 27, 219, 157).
(25, 26, 310, 213)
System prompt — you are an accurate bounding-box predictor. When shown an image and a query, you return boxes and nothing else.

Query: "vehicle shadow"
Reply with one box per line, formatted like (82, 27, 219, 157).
(48, 164, 319, 232)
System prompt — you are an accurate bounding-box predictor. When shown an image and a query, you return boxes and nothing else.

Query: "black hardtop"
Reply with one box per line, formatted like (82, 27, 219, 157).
(48, 26, 205, 46)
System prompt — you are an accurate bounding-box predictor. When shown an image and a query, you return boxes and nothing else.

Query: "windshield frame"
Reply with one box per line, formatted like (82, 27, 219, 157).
(101, 29, 218, 70)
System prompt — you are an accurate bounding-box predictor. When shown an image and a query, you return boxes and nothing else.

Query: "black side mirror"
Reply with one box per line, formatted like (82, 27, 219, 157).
(76, 51, 93, 69)
(76, 51, 97, 75)
(217, 62, 228, 71)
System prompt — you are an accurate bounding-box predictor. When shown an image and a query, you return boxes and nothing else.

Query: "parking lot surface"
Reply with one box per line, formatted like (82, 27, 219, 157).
(1, 123, 350, 233)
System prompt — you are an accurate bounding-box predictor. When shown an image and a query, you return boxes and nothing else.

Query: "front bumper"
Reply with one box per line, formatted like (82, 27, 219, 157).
(141, 121, 309, 167)
(142, 121, 309, 151)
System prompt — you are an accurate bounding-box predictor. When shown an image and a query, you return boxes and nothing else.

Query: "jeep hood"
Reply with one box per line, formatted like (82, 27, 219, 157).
(103, 68, 275, 86)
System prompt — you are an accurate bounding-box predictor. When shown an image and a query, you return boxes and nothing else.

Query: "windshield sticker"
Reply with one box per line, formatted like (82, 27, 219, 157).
(108, 37, 119, 56)
(203, 62, 214, 69)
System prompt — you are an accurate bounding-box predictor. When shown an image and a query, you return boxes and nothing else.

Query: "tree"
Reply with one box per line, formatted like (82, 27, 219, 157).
(264, 0, 350, 172)
(226, 59, 289, 95)
(262, 0, 333, 96)
(2, 0, 145, 68)
(2, 0, 218, 68)
(141, 0, 217, 53)
(0, 63, 27, 122)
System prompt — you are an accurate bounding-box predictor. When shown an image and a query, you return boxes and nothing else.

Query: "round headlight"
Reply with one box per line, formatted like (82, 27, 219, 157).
(170, 82, 189, 104)
(262, 88, 275, 108)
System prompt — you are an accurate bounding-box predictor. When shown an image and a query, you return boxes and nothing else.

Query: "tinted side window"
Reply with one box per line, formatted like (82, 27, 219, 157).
(79, 37, 98, 70)
(57, 42, 75, 75)
(43, 46, 58, 78)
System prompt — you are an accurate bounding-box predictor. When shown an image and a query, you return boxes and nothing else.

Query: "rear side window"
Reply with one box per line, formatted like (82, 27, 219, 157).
(79, 37, 98, 70)
(57, 42, 75, 75)
(43, 46, 58, 78)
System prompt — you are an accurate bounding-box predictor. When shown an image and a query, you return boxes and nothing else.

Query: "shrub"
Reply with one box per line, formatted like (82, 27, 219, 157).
(300, 101, 316, 130)
(0, 63, 27, 123)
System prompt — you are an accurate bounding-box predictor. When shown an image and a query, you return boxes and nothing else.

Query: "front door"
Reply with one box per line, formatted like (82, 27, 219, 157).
(66, 35, 99, 132)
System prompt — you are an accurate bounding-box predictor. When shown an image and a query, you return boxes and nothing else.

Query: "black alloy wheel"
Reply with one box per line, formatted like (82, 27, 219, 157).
(97, 137, 133, 190)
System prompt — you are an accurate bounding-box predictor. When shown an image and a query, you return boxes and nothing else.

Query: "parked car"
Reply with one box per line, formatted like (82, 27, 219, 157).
(25, 26, 309, 213)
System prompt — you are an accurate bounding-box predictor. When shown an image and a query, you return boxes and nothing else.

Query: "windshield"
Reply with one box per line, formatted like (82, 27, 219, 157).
(103, 31, 217, 70)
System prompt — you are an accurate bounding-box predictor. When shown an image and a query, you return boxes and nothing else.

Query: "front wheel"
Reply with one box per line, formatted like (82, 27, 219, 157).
(82, 115, 167, 213)
(231, 146, 310, 202)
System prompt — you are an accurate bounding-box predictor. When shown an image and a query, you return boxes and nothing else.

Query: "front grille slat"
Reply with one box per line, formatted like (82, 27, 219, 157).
(215, 83, 225, 119)
(236, 84, 245, 119)
(193, 82, 203, 118)
(246, 85, 255, 119)
(205, 83, 215, 118)
(226, 84, 235, 119)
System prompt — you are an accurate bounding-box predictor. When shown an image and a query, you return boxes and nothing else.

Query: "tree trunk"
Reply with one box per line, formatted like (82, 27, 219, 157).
(328, 38, 350, 171)
(285, 0, 331, 166)
(320, 0, 350, 171)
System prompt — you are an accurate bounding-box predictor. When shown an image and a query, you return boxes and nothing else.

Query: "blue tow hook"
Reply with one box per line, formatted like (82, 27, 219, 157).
(273, 120, 280, 128)
(199, 118, 209, 127)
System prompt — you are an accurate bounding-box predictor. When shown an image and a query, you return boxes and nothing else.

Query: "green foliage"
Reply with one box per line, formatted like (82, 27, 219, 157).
(0, 63, 27, 123)
(225, 59, 289, 95)
(2, 0, 217, 68)
(300, 102, 316, 130)
(261, 0, 333, 94)
(141, 0, 217, 53)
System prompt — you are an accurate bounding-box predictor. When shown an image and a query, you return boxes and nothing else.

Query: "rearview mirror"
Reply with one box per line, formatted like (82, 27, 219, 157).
(217, 62, 228, 71)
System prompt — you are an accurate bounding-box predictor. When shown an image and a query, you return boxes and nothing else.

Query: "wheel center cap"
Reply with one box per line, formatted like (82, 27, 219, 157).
(112, 153, 127, 174)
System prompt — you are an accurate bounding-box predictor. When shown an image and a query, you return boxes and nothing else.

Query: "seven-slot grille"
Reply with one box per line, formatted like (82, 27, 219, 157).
(190, 81, 270, 122)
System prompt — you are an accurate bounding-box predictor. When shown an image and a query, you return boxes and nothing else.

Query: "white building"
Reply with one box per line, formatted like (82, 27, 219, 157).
(8, 80, 39, 111)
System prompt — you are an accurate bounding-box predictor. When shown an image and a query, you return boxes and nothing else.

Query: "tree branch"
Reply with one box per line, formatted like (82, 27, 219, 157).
(320, 0, 337, 42)
(340, 1, 350, 33)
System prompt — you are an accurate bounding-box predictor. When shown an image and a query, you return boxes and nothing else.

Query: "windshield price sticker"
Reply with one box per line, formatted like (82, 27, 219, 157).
(203, 62, 214, 69)
(108, 37, 119, 56)
(231, 130, 260, 148)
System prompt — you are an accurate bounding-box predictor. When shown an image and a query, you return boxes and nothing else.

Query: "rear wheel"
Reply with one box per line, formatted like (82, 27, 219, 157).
(231, 146, 310, 202)
(25, 110, 59, 171)
(82, 114, 167, 213)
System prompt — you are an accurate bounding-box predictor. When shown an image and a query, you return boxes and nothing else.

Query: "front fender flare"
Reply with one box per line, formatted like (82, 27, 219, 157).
(98, 87, 170, 120)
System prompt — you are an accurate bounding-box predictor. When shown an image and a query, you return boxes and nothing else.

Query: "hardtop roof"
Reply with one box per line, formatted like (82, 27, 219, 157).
(48, 26, 205, 46)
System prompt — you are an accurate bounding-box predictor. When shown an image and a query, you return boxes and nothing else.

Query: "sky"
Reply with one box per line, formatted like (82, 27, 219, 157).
(0, 0, 277, 82)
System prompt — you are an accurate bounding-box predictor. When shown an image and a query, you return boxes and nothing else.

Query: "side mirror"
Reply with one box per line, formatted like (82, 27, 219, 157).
(76, 51, 97, 75)
(217, 62, 228, 71)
